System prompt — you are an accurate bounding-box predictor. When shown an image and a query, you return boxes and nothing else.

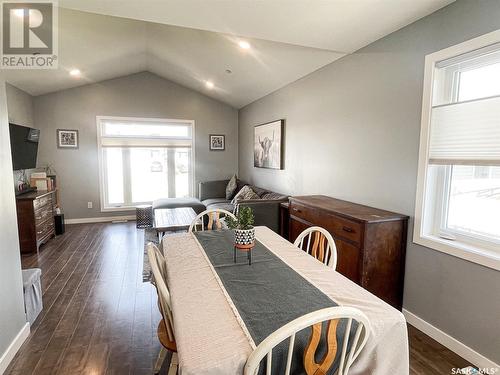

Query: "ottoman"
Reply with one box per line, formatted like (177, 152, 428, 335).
(22, 268, 43, 325)
(152, 197, 206, 215)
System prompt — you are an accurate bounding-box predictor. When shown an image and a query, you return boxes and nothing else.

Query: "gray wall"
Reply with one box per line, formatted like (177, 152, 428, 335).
(0, 79, 28, 363)
(6, 83, 34, 127)
(238, 0, 500, 363)
(34, 72, 238, 220)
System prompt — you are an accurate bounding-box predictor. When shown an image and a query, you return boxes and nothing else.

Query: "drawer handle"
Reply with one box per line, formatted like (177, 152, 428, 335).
(292, 208, 302, 213)
(342, 226, 354, 233)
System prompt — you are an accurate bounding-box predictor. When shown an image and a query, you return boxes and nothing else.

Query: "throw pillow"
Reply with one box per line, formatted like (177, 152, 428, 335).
(231, 185, 260, 204)
(261, 192, 285, 200)
(226, 174, 238, 200)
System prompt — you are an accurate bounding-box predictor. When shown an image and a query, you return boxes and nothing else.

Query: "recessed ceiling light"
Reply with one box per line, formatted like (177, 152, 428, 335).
(238, 40, 251, 50)
(69, 69, 81, 77)
(205, 81, 214, 89)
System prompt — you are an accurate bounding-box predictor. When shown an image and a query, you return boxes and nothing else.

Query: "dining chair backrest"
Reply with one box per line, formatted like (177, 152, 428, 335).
(244, 306, 371, 375)
(188, 208, 237, 232)
(147, 243, 175, 342)
(148, 241, 167, 279)
(293, 226, 337, 269)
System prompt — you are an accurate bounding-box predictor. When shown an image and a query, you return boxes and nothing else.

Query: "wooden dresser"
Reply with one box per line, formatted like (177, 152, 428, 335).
(16, 190, 56, 254)
(287, 195, 408, 309)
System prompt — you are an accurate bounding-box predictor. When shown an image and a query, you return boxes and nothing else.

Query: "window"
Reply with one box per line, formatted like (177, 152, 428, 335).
(415, 31, 500, 271)
(97, 117, 194, 211)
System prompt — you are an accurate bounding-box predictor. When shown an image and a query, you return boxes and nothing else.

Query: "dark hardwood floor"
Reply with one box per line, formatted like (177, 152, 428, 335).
(6, 222, 472, 375)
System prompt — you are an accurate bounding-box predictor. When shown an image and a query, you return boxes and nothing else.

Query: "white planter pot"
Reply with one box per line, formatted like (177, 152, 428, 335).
(234, 228, 255, 246)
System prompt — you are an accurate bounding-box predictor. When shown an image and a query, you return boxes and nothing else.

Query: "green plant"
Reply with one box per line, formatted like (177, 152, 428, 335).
(226, 206, 255, 230)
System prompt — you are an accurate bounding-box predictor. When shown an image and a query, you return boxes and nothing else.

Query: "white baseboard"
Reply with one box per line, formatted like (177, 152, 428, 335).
(0, 323, 30, 375)
(403, 309, 499, 370)
(65, 215, 136, 224)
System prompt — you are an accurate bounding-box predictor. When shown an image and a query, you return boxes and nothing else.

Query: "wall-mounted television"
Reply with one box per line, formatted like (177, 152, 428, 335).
(9, 123, 40, 170)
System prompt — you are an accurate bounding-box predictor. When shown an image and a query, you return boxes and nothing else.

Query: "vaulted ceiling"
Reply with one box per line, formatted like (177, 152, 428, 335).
(2, 0, 454, 108)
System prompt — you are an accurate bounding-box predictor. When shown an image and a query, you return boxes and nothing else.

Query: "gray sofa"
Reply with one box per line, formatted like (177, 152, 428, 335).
(152, 179, 288, 233)
(199, 179, 288, 232)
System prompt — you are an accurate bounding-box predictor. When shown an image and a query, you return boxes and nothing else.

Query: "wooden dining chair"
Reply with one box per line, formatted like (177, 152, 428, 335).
(244, 306, 371, 375)
(293, 226, 338, 269)
(188, 208, 237, 232)
(147, 243, 178, 375)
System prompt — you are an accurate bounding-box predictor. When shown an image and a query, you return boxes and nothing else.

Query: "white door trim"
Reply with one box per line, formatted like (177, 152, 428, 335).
(0, 323, 30, 375)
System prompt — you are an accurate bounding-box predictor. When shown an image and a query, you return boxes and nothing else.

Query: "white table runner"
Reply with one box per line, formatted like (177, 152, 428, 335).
(163, 226, 409, 375)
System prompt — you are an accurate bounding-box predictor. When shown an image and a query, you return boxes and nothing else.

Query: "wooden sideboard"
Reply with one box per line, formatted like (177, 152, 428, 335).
(16, 190, 56, 254)
(286, 195, 408, 309)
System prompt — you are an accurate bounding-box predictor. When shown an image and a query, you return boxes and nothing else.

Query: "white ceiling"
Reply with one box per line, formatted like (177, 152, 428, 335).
(59, 0, 455, 52)
(2, 1, 455, 108)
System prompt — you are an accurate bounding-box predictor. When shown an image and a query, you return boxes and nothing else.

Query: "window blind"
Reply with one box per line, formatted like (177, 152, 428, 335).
(98, 118, 193, 147)
(429, 95, 500, 165)
(100, 138, 192, 147)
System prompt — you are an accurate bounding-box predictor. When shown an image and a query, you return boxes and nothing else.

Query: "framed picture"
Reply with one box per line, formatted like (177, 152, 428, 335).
(57, 129, 79, 149)
(254, 119, 284, 169)
(209, 134, 225, 151)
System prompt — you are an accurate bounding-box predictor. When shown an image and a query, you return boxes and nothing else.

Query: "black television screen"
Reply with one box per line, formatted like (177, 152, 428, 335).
(9, 123, 40, 170)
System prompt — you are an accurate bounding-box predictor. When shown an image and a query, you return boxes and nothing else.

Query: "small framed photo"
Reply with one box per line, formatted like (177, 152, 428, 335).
(57, 129, 79, 149)
(209, 134, 225, 151)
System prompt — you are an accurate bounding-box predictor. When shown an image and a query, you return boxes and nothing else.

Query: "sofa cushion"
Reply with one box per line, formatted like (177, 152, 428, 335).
(226, 174, 238, 200)
(202, 198, 230, 206)
(152, 197, 206, 214)
(231, 185, 260, 204)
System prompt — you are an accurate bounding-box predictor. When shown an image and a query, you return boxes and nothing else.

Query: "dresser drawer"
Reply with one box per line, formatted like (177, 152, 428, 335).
(35, 206, 53, 225)
(36, 218, 54, 242)
(34, 194, 53, 210)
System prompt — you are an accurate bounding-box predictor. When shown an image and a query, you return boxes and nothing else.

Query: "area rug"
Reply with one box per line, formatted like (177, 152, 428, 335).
(143, 227, 158, 282)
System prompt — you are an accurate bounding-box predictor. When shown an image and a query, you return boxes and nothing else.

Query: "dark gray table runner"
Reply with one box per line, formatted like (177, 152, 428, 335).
(194, 230, 356, 374)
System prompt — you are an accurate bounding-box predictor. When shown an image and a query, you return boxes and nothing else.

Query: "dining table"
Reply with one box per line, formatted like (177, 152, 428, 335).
(162, 226, 409, 375)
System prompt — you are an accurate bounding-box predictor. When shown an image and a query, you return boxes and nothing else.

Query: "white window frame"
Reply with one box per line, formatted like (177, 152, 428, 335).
(96, 116, 196, 212)
(414, 30, 500, 271)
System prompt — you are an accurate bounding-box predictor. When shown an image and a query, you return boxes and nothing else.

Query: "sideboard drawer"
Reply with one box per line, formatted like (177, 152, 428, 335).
(324, 214, 362, 247)
(289, 202, 318, 224)
(290, 202, 362, 246)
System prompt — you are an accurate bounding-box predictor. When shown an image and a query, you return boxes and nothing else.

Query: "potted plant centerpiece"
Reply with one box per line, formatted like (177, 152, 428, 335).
(226, 206, 255, 247)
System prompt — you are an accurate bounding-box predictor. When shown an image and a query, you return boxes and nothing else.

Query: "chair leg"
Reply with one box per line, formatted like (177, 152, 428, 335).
(154, 346, 168, 374)
(168, 352, 179, 375)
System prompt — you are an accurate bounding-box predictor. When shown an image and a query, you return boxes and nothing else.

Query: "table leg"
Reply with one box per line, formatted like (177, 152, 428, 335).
(248, 248, 252, 265)
(157, 231, 164, 243)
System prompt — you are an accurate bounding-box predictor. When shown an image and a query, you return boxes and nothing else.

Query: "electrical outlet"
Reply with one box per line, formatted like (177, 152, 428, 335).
(87, 202, 93, 209)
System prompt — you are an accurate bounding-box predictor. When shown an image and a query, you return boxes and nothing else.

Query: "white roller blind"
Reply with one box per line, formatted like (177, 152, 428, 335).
(98, 117, 193, 148)
(429, 96, 500, 165)
(101, 137, 191, 147)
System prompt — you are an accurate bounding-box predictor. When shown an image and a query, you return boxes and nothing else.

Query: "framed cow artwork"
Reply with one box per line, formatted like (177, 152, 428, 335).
(254, 119, 284, 169)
